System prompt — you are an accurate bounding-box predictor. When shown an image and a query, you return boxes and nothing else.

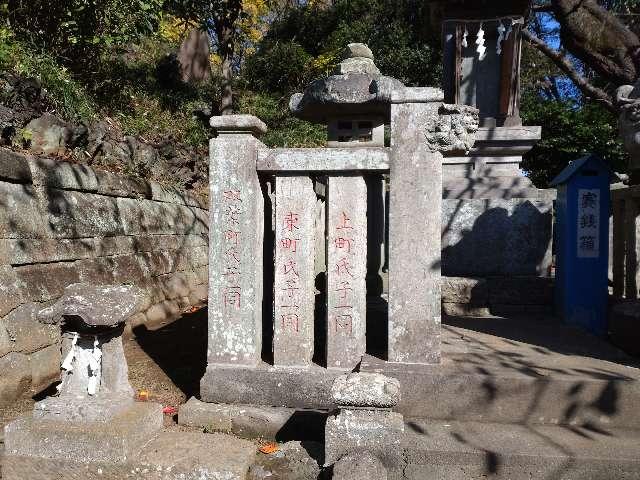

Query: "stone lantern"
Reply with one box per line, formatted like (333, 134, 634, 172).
(290, 43, 401, 306)
(290, 43, 401, 148)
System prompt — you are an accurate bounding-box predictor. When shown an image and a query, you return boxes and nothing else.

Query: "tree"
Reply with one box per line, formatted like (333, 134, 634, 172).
(2, 0, 164, 67)
(165, 0, 270, 114)
(525, 0, 640, 111)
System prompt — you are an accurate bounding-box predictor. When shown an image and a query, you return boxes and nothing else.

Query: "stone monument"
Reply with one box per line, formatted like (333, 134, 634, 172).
(197, 42, 479, 411)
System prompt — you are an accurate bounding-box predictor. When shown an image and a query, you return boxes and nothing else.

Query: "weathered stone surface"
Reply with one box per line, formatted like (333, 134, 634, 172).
(207, 117, 264, 367)
(273, 176, 316, 367)
(344, 43, 374, 60)
(442, 303, 491, 317)
(117, 197, 207, 236)
(2, 302, 60, 354)
(178, 397, 326, 441)
(29, 343, 61, 390)
(0, 265, 25, 317)
(0, 319, 11, 356)
(326, 176, 367, 370)
(14, 262, 80, 303)
(331, 373, 400, 408)
(0, 237, 96, 265)
(441, 277, 488, 305)
(44, 188, 125, 238)
(38, 283, 144, 328)
(325, 409, 404, 468)
(210, 114, 267, 135)
(24, 113, 73, 155)
(334, 57, 380, 75)
(388, 101, 442, 365)
(332, 450, 388, 480)
(0, 351, 32, 404)
(0, 182, 47, 239)
(289, 43, 404, 123)
(442, 199, 553, 277)
(0, 149, 32, 183)
(145, 300, 181, 328)
(52, 328, 134, 399)
(95, 169, 151, 198)
(3, 430, 255, 480)
(28, 157, 98, 192)
(4, 402, 162, 463)
(257, 147, 390, 172)
(33, 395, 134, 423)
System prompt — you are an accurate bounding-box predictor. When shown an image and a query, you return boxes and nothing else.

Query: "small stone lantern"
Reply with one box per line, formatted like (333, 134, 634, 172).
(35, 283, 145, 420)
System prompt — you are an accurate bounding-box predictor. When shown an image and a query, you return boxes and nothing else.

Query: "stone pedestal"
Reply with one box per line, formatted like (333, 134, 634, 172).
(207, 115, 266, 367)
(325, 372, 404, 469)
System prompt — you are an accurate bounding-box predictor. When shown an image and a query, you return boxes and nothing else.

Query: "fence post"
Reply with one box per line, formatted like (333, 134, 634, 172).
(625, 197, 640, 300)
(206, 115, 266, 367)
(388, 91, 478, 364)
(612, 196, 625, 299)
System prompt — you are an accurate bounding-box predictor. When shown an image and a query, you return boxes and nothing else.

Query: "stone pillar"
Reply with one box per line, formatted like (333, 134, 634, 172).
(207, 115, 266, 367)
(273, 175, 316, 367)
(388, 92, 478, 365)
(625, 198, 640, 300)
(326, 176, 367, 369)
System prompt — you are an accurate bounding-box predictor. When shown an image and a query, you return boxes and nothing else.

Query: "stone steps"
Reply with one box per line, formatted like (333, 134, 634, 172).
(400, 419, 640, 480)
(362, 316, 640, 430)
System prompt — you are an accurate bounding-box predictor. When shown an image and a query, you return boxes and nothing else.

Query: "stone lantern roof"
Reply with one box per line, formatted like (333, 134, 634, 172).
(289, 43, 405, 124)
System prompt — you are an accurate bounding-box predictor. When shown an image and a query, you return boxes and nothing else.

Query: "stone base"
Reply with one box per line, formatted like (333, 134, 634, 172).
(178, 397, 326, 441)
(200, 315, 640, 430)
(3, 432, 256, 480)
(33, 394, 135, 422)
(325, 409, 404, 468)
(4, 402, 163, 463)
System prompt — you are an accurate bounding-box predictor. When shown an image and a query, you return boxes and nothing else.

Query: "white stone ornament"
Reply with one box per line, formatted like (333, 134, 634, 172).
(476, 23, 486, 60)
(497, 21, 506, 55)
(61, 332, 78, 371)
(462, 25, 469, 48)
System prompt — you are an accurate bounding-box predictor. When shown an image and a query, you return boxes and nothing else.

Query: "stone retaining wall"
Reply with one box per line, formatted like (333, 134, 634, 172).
(0, 148, 209, 404)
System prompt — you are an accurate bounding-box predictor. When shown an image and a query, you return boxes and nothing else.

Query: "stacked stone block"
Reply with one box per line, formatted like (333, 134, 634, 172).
(0, 148, 209, 404)
(325, 372, 404, 473)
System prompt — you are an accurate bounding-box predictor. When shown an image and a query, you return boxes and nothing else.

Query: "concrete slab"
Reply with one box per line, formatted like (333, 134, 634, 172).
(402, 419, 640, 480)
(178, 397, 326, 441)
(3, 431, 256, 480)
(4, 402, 162, 463)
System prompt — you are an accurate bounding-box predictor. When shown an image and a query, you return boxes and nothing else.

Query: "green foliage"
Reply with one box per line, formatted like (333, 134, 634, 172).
(0, 28, 96, 122)
(245, 0, 441, 94)
(237, 91, 326, 147)
(521, 94, 628, 187)
(87, 37, 216, 146)
(2, 0, 164, 66)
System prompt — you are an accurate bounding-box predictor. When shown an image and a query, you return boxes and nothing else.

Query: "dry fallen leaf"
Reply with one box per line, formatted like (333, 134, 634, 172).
(259, 443, 279, 454)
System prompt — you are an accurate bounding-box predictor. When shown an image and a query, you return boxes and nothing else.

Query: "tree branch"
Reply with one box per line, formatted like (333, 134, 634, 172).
(522, 28, 617, 113)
